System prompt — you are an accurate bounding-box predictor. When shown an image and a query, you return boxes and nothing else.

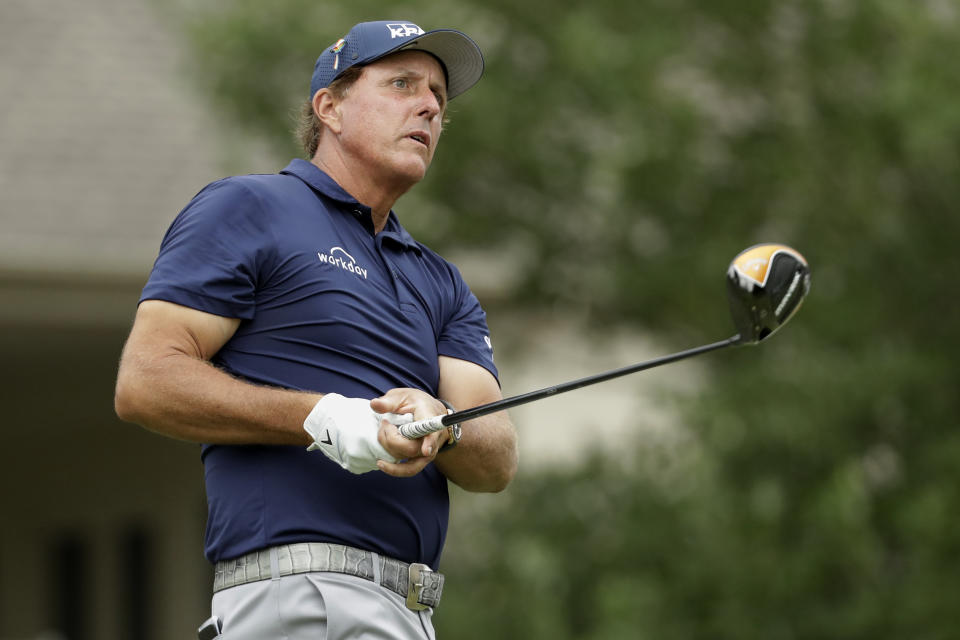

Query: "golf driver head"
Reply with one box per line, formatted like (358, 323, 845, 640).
(726, 243, 810, 345)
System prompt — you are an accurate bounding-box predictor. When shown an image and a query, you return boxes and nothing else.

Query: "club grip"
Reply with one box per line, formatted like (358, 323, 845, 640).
(398, 415, 447, 439)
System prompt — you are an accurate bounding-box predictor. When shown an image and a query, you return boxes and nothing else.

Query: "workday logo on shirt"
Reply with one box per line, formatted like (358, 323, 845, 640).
(317, 246, 369, 280)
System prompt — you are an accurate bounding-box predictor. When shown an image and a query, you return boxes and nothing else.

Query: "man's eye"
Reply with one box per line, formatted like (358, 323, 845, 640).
(393, 78, 408, 89)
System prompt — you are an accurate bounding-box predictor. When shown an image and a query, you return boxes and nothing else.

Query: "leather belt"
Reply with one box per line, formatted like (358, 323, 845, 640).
(213, 542, 444, 610)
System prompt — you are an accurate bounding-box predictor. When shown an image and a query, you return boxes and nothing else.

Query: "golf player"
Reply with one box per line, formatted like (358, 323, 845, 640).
(114, 20, 517, 639)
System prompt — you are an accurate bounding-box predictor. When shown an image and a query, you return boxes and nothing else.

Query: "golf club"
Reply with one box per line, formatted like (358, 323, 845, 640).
(399, 243, 811, 439)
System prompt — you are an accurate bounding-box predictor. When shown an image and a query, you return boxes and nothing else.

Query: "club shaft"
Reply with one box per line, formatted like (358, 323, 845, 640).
(437, 334, 741, 428)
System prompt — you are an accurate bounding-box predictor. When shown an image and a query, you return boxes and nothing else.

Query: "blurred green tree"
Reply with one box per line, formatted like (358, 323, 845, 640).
(175, 0, 960, 637)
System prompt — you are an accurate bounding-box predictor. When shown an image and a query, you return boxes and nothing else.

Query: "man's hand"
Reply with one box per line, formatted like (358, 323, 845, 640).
(371, 389, 449, 478)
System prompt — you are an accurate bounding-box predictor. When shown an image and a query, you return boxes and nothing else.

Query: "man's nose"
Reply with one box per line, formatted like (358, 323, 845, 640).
(418, 90, 442, 120)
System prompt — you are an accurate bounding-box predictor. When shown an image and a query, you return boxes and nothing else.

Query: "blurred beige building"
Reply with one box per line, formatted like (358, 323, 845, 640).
(1, 1, 230, 638)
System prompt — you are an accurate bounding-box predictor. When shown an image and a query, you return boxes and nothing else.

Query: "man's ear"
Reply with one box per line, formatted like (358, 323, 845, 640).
(313, 89, 342, 134)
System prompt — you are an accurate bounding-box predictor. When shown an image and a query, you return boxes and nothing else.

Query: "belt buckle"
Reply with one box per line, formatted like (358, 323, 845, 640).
(406, 563, 432, 611)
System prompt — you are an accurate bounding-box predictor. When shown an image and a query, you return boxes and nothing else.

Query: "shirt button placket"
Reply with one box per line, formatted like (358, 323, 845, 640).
(375, 235, 402, 307)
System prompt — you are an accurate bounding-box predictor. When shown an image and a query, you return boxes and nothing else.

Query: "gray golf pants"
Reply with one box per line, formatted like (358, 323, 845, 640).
(210, 570, 436, 639)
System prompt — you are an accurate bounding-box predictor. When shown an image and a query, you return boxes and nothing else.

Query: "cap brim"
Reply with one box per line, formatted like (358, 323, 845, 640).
(395, 29, 484, 100)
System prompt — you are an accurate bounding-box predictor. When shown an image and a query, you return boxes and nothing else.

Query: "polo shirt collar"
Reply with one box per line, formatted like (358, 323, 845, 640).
(281, 159, 421, 253)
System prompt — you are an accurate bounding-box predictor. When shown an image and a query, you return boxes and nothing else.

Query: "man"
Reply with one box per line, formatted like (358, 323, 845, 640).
(114, 20, 517, 640)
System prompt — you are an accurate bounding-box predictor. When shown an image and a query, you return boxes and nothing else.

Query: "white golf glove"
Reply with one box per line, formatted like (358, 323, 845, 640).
(303, 393, 413, 474)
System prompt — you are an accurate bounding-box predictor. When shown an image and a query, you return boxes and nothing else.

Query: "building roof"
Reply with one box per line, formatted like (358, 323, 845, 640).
(0, 0, 230, 279)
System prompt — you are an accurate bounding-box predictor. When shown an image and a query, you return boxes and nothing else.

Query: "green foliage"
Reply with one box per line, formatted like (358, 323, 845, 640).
(178, 0, 960, 637)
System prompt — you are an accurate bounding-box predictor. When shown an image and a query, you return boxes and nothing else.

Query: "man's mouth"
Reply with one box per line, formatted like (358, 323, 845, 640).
(407, 131, 430, 148)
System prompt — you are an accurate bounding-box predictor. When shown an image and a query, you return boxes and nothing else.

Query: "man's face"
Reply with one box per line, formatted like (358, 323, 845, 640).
(334, 50, 448, 189)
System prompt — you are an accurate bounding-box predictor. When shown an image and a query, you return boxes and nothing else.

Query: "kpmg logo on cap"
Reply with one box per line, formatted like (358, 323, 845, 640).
(386, 23, 425, 38)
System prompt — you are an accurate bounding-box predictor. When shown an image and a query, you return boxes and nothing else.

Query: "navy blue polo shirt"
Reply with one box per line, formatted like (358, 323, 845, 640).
(141, 159, 498, 569)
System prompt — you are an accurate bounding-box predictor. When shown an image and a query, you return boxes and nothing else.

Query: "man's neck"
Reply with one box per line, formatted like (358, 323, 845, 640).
(310, 155, 411, 233)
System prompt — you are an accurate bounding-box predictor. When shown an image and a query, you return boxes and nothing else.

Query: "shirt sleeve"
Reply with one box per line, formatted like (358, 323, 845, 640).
(140, 178, 275, 319)
(437, 265, 500, 384)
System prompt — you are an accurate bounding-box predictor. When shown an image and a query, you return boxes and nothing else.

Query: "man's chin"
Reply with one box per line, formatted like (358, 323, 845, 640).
(367, 154, 433, 193)
(395, 159, 431, 185)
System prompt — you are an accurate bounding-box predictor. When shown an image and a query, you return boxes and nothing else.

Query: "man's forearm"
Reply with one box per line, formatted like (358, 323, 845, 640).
(434, 412, 517, 492)
(115, 350, 318, 446)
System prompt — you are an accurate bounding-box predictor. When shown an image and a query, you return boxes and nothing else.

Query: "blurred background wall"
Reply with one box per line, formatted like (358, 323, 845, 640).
(0, 1, 228, 638)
